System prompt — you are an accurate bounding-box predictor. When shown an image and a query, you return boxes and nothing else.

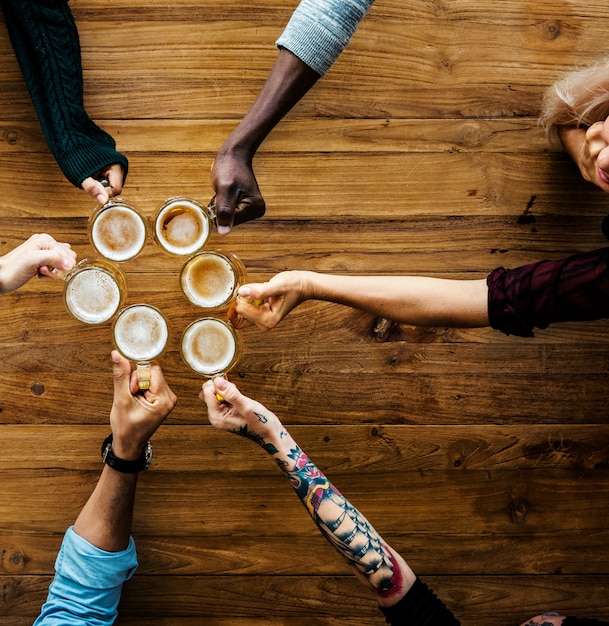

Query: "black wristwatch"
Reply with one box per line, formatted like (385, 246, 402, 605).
(101, 434, 152, 473)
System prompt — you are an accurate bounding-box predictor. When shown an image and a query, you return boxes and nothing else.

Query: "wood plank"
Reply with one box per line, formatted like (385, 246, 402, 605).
(2, 425, 609, 472)
(1, 153, 607, 219)
(1, 469, 609, 537)
(3, 573, 609, 625)
(4, 528, 609, 577)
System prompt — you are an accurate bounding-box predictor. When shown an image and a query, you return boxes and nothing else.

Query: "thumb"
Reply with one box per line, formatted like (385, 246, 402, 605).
(111, 350, 132, 400)
(211, 377, 244, 405)
(82, 176, 110, 205)
(238, 281, 277, 304)
(214, 201, 235, 235)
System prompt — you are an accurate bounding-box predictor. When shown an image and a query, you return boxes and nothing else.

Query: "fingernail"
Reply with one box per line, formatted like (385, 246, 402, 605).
(217, 225, 231, 235)
(239, 286, 251, 297)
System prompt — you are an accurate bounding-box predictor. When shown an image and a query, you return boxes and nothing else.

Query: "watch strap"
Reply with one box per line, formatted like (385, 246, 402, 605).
(101, 434, 152, 473)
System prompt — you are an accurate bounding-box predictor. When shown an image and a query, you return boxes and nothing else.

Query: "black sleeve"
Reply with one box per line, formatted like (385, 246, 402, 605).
(379, 577, 461, 626)
(0, 0, 128, 187)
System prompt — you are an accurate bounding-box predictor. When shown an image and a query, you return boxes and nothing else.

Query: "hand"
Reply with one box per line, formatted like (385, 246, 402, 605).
(228, 270, 310, 330)
(200, 377, 283, 445)
(209, 148, 266, 234)
(0, 233, 77, 293)
(109, 350, 177, 460)
(81, 163, 125, 205)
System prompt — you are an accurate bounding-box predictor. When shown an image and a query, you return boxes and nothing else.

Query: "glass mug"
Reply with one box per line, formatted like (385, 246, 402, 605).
(62, 258, 126, 325)
(152, 196, 215, 256)
(180, 251, 245, 311)
(88, 197, 148, 262)
(180, 317, 242, 379)
(112, 304, 169, 390)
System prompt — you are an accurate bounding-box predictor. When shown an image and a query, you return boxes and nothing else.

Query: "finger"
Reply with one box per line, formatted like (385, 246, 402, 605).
(111, 350, 133, 404)
(104, 163, 125, 196)
(214, 201, 235, 235)
(31, 248, 76, 273)
(82, 176, 110, 205)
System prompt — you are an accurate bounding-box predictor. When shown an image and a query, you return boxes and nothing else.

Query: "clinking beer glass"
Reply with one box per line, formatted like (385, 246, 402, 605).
(180, 317, 242, 381)
(152, 197, 216, 256)
(62, 258, 126, 325)
(180, 250, 245, 312)
(89, 197, 148, 262)
(112, 304, 169, 390)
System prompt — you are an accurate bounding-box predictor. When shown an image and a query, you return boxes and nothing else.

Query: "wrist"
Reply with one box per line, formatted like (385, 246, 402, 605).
(102, 434, 152, 473)
(108, 433, 148, 461)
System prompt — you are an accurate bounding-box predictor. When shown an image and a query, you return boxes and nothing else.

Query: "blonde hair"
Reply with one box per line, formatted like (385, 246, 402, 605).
(540, 55, 609, 146)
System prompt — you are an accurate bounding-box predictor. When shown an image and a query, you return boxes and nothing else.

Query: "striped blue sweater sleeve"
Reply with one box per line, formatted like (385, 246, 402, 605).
(276, 0, 375, 75)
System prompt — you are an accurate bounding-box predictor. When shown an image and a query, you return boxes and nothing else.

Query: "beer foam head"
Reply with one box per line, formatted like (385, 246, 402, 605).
(65, 267, 122, 324)
(155, 200, 210, 255)
(113, 305, 169, 361)
(91, 204, 147, 262)
(181, 252, 236, 309)
(181, 318, 238, 375)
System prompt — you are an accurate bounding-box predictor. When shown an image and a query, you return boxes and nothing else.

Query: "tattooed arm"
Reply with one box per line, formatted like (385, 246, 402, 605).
(201, 377, 415, 607)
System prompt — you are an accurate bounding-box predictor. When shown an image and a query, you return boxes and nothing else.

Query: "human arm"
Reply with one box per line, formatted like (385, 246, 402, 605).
(201, 376, 415, 607)
(210, 0, 375, 233)
(33, 351, 177, 625)
(0, 0, 128, 203)
(229, 269, 490, 331)
(0, 233, 76, 293)
(73, 350, 177, 551)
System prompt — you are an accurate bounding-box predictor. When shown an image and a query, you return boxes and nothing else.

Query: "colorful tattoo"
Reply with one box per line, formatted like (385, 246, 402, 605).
(282, 444, 401, 595)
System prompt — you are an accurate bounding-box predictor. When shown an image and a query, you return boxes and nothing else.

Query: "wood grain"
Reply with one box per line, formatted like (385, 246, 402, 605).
(1, 0, 609, 623)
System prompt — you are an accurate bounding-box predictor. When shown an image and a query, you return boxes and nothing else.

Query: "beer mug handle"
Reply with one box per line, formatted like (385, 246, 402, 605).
(137, 362, 152, 390)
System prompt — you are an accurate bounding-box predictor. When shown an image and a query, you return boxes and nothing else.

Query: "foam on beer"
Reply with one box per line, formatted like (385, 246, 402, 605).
(91, 205, 147, 262)
(182, 253, 235, 309)
(181, 318, 237, 375)
(155, 201, 209, 255)
(113, 305, 169, 361)
(65, 267, 121, 324)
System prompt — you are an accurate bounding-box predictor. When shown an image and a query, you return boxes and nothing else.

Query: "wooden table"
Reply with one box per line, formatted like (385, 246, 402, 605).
(1, 1, 609, 624)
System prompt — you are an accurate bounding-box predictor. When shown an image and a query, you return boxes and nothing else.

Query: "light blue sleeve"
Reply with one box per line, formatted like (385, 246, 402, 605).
(276, 0, 375, 75)
(33, 526, 138, 626)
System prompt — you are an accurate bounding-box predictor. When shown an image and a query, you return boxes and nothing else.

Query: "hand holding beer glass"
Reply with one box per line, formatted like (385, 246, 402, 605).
(112, 304, 169, 390)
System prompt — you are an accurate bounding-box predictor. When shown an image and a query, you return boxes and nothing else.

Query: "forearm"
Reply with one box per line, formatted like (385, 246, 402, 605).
(303, 272, 490, 327)
(73, 465, 138, 552)
(0, 0, 127, 186)
(255, 426, 415, 605)
(219, 48, 320, 159)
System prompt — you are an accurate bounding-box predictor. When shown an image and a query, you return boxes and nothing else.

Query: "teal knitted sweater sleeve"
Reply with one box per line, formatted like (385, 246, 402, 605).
(0, 0, 128, 188)
(276, 0, 375, 76)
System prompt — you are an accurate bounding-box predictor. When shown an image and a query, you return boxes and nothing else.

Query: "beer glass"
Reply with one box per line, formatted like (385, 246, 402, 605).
(88, 198, 148, 262)
(180, 251, 245, 311)
(63, 258, 126, 325)
(152, 196, 214, 256)
(112, 304, 169, 390)
(180, 317, 242, 378)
